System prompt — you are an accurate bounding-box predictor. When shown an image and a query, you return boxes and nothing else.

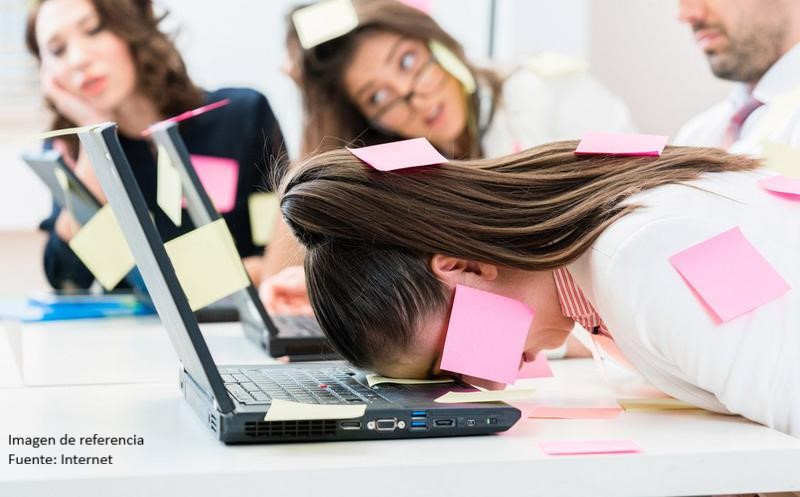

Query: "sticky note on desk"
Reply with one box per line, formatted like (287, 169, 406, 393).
(164, 218, 249, 311)
(439, 285, 533, 385)
(248, 192, 280, 245)
(68, 204, 135, 291)
(292, 0, 359, 49)
(762, 141, 800, 179)
(538, 440, 641, 456)
(264, 399, 365, 421)
(516, 352, 553, 379)
(190, 155, 239, 214)
(434, 389, 536, 404)
(365, 375, 454, 388)
(157, 145, 183, 226)
(617, 398, 701, 412)
(669, 227, 790, 322)
(347, 137, 447, 171)
(529, 407, 622, 419)
(575, 132, 668, 156)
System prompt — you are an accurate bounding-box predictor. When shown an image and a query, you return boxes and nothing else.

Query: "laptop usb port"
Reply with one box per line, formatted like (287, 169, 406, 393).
(410, 420, 427, 429)
(411, 411, 427, 417)
(433, 418, 455, 427)
(340, 421, 361, 430)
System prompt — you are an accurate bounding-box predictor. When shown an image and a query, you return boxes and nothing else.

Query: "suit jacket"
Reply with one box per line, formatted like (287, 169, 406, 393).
(568, 168, 800, 437)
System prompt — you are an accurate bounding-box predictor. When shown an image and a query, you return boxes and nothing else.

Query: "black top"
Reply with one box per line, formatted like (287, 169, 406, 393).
(39, 87, 286, 290)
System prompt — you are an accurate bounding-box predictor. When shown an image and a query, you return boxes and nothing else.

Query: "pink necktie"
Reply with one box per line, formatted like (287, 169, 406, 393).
(720, 96, 763, 149)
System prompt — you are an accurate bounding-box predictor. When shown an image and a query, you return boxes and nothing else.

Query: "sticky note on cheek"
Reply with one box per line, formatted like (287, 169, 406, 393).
(439, 285, 534, 385)
(669, 227, 790, 322)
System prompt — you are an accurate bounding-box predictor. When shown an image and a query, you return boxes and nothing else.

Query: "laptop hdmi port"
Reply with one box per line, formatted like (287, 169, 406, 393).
(340, 421, 361, 430)
(434, 419, 454, 427)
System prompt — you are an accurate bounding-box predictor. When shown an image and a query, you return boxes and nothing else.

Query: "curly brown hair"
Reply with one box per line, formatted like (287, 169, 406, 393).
(26, 0, 203, 156)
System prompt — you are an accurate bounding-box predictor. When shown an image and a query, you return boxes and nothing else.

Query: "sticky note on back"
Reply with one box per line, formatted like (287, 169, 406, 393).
(264, 399, 365, 421)
(434, 389, 536, 404)
(538, 440, 641, 456)
(164, 218, 250, 311)
(190, 155, 239, 214)
(156, 145, 183, 226)
(68, 204, 135, 291)
(762, 141, 800, 179)
(347, 137, 447, 171)
(575, 132, 668, 156)
(292, 0, 359, 49)
(248, 192, 280, 245)
(439, 285, 534, 385)
(669, 227, 790, 322)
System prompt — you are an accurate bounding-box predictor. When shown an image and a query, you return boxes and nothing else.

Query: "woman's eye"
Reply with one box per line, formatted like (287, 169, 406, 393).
(370, 89, 389, 106)
(49, 45, 66, 57)
(400, 51, 417, 71)
(87, 22, 104, 35)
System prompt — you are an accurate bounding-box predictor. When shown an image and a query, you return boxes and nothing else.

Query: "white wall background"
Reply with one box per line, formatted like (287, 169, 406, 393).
(1, 0, 732, 231)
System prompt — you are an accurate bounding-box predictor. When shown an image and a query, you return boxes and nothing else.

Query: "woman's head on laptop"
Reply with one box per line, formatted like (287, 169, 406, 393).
(26, 0, 202, 156)
(278, 141, 756, 386)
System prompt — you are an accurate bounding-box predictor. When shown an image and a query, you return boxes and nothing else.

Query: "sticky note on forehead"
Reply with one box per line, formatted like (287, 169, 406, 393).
(439, 285, 534, 385)
(292, 0, 359, 49)
(575, 132, 668, 156)
(347, 137, 447, 171)
(669, 227, 790, 323)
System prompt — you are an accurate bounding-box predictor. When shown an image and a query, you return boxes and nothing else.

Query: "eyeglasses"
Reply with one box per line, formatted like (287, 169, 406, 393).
(368, 55, 449, 130)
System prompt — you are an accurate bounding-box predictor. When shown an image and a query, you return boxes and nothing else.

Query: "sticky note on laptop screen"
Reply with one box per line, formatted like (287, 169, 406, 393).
(189, 155, 239, 214)
(68, 204, 135, 291)
(575, 132, 668, 156)
(164, 218, 250, 311)
(439, 285, 534, 385)
(156, 145, 183, 226)
(347, 137, 447, 171)
(668, 227, 790, 323)
(248, 192, 280, 246)
(292, 0, 359, 49)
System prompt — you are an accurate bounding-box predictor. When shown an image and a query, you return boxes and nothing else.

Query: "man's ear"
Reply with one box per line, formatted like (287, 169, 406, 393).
(429, 254, 498, 288)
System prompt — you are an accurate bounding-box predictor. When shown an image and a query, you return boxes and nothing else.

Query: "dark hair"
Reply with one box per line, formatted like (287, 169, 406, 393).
(286, 0, 502, 159)
(279, 142, 760, 369)
(26, 0, 203, 156)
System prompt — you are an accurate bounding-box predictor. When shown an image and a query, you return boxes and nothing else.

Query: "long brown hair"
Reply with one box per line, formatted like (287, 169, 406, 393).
(26, 0, 203, 156)
(279, 142, 760, 369)
(287, 0, 502, 159)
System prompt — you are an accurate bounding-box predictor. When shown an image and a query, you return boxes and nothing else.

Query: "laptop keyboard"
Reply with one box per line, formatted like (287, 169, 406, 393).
(271, 314, 323, 337)
(219, 367, 389, 406)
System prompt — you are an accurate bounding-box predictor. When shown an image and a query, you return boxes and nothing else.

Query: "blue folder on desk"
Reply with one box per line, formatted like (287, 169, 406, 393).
(0, 294, 155, 322)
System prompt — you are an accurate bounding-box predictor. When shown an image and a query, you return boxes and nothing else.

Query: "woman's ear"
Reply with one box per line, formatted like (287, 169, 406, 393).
(429, 254, 498, 288)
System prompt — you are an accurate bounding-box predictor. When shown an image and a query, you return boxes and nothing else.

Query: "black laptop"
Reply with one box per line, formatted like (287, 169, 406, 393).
(79, 122, 520, 444)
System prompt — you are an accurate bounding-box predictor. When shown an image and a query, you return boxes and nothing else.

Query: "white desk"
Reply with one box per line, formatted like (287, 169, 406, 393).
(1, 349, 800, 497)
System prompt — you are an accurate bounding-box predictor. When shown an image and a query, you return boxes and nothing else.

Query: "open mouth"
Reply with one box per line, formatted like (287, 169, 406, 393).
(80, 76, 108, 96)
(424, 103, 445, 127)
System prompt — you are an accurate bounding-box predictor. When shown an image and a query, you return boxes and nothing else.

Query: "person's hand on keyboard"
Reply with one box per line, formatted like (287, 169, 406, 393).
(258, 265, 313, 316)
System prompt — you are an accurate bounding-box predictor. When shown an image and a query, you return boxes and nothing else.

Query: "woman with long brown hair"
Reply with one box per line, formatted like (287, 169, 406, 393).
(27, 0, 285, 289)
(278, 140, 800, 437)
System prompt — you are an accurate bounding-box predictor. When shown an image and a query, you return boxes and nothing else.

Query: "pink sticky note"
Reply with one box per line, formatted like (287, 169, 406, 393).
(516, 352, 553, 379)
(759, 175, 800, 197)
(669, 227, 790, 322)
(440, 285, 534, 385)
(575, 132, 668, 156)
(539, 440, 641, 456)
(529, 407, 623, 419)
(347, 137, 447, 171)
(189, 155, 239, 214)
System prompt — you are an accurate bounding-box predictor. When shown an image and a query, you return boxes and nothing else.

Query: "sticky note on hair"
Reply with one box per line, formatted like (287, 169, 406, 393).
(529, 407, 622, 419)
(575, 132, 668, 156)
(264, 399, 365, 421)
(164, 218, 250, 311)
(538, 440, 641, 456)
(516, 352, 553, 380)
(669, 227, 790, 323)
(762, 141, 800, 179)
(189, 155, 239, 214)
(248, 192, 280, 246)
(292, 0, 359, 49)
(434, 388, 536, 404)
(439, 285, 534, 385)
(347, 137, 447, 171)
(68, 204, 135, 291)
(366, 375, 454, 388)
(156, 145, 183, 226)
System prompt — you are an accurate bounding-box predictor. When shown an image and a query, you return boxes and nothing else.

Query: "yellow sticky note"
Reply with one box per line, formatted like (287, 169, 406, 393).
(263, 399, 366, 421)
(156, 145, 183, 226)
(429, 40, 476, 94)
(750, 87, 800, 143)
(617, 398, 701, 412)
(248, 192, 280, 246)
(365, 374, 454, 388)
(68, 204, 135, 291)
(292, 0, 359, 49)
(31, 124, 100, 140)
(164, 218, 250, 311)
(434, 388, 536, 404)
(762, 141, 800, 179)
(524, 52, 588, 78)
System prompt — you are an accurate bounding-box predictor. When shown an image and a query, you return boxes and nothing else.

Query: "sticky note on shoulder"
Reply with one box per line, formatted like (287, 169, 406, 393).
(762, 141, 800, 179)
(347, 137, 447, 171)
(68, 204, 135, 291)
(248, 192, 280, 246)
(439, 285, 534, 385)
(164, 218, 250, 311)
(575, 132, 668, 156)
(264, 399, 365, 421)
(292, 0, 359, 49)
(669, 227, 790, 322)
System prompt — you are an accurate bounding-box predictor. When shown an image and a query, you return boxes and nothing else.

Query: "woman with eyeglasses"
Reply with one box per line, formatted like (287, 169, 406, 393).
(259, 0, 635, 332)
